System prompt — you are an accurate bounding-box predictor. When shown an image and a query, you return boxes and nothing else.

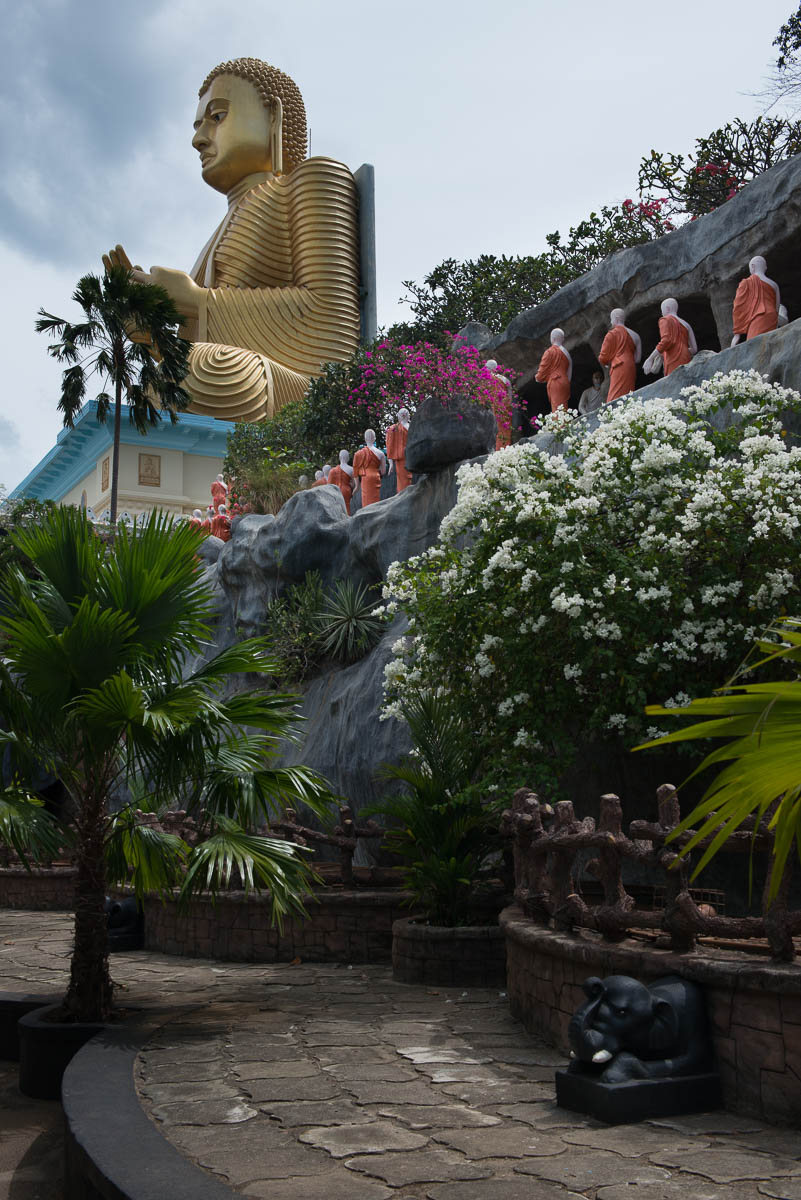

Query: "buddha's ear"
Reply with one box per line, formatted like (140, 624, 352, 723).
(270, 95, 284, 175)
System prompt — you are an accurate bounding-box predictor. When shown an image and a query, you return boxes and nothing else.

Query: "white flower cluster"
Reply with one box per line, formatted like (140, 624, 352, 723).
(380, 370, 801, 786)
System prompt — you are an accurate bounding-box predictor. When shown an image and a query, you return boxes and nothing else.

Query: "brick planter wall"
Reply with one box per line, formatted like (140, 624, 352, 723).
(501, 904, 801, 1126)
(142, 889, 413, 963)
(392, 917, 507, 987)
(0, 868, 76, 910)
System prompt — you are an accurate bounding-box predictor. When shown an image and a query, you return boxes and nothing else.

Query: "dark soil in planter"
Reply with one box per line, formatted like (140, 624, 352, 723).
(18, 1004, 104, 1100)
(392, 916, 507, 987)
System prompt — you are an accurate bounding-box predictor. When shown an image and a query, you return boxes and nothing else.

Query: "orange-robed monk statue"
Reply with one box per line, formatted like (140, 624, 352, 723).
(731, 256, 780, 345)
(644, 298, 697, 378)
(599, 309, 642, 403)
(386, 408, 412, 491)
(103, 57, 360, 423)
(327, 450, 355, 514)
(535, 329, 572, 412)
(352, 429, 387, 508)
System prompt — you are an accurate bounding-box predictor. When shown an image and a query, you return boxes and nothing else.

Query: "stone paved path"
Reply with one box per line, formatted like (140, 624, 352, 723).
(2, 910, 801, 1200)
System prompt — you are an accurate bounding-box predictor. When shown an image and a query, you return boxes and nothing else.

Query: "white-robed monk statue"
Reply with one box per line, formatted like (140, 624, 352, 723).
(104, 57, 360, 423)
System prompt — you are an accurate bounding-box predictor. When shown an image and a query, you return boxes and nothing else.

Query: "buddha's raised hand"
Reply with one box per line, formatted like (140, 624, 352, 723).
(103, 245, 202, 323)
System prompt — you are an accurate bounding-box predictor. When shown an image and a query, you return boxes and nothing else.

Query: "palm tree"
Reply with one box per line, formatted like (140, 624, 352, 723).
(35, 266, 190, 525)
(0, 507, 332, 1022)
(636, 617, 801, 898)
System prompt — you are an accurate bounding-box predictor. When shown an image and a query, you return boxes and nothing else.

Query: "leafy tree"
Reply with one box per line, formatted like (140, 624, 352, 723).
(393, 111, 801, 344)
(0, 507, 332, 1021)
(775, 3, 801, 67)
(0, 492, 54, 583)
(637, 117, 801, 220)
(390, 202, 673, 343)
(765, 4, 801, 108)
(35, 266, 190, 524)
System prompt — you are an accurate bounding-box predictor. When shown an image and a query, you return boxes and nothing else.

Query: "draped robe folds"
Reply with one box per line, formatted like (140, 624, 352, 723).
(210, 480, 228, 512)
(535, 345, 571, 412)
(385, 422, 412, 491)
(599, 326, 637, 403)
(327, 464, 354, 513)
(210, 512, 231, 542)
(186, 157, 361, 423)
(656, 315, 693, 377)
(732, 275, 779, 341)
(353, 446, 384, 507)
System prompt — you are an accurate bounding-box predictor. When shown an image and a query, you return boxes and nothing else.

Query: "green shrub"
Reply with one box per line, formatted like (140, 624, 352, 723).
(316, 580, 384, 664)
(265, 572, 327, 683)
(366, 692, 500, 926)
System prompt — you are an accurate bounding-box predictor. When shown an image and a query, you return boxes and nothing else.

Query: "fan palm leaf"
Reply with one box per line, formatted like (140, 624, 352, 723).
(635, 617, 801, 895)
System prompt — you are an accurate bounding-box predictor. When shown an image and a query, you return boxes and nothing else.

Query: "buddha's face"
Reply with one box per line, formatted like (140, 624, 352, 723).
(193, 74, 273, 194)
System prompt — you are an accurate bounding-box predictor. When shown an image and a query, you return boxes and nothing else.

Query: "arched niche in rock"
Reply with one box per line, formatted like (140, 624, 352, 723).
(516, 372, 550, 435)
(570, 343, 603, 404)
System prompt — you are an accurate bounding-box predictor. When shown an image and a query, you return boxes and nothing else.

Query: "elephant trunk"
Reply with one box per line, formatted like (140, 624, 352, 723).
(568, 983, 610, 1064)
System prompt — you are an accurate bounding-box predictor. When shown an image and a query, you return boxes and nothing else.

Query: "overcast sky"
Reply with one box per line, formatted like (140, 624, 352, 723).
(0, 0, 795, 490)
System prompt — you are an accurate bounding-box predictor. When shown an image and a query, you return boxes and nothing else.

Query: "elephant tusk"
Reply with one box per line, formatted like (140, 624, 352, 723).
(592, 1049, 613, 1063)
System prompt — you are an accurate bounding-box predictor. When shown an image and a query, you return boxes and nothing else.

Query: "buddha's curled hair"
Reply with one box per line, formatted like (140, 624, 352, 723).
(199, 57, 307, 173)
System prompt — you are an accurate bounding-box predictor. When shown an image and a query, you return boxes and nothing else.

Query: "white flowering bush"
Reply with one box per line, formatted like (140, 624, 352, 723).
(380, 370, 801, 796)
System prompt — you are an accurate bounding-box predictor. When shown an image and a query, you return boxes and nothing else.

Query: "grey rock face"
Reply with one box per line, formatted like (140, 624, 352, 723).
(488, 153, 801, 388)
(405, 395, 496, 473)
(272, 618, 412, 830)
(451, 320, 494, 352)
(625, 318, 801, 405)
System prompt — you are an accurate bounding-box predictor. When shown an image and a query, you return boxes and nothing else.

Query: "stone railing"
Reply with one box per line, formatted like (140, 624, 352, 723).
(500, 783, 801, 962)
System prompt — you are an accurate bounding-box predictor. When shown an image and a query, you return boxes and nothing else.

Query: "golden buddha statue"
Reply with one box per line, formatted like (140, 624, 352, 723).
(104, 58, 360, 422)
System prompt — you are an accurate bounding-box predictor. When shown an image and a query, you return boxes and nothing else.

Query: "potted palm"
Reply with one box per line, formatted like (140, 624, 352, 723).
(0, 507, 332, 1096)
(366, 693, 507, 987)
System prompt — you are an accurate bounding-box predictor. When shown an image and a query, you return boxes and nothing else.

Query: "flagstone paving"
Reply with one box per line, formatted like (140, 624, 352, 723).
(2, 909, 801, 1199)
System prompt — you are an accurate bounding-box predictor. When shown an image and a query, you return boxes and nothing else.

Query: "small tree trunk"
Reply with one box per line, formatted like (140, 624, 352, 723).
(64, 782, 113, 1022)
(110, 374, 122, 527)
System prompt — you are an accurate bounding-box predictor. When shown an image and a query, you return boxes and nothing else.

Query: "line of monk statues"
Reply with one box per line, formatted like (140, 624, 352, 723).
(535, 256, 785, 413)
(189, 409, 414, 538)
(308, 410, 412, 513)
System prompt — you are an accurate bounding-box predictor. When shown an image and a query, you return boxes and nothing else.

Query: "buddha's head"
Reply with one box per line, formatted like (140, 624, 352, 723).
(194, 57, 307, 194)
(749, 255, 767, 276)
(661, 297, 679, 317)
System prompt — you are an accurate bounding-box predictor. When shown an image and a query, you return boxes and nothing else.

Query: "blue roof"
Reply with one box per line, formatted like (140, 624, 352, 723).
(11, 403, 235, 501)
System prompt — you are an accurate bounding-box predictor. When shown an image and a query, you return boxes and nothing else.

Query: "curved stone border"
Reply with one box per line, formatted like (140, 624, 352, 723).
(501, 904, 801, 1126)
(62, 1017, 237, 1200)
(392, 916, 507, 986)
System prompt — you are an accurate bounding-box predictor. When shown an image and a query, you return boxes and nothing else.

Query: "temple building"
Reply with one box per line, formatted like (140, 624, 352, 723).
(11, 403, 233, 519)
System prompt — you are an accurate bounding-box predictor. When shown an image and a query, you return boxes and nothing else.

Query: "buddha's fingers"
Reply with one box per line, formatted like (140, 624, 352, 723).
(101, 254, 113, 273)
(113, 244, 134, 271)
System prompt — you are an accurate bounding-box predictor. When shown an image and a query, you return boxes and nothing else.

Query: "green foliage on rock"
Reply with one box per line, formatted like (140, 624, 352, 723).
(265, 573, 385, 684)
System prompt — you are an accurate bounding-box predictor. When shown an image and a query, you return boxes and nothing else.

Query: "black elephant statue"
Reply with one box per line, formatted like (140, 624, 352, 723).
(567, 973, 711, 1084)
